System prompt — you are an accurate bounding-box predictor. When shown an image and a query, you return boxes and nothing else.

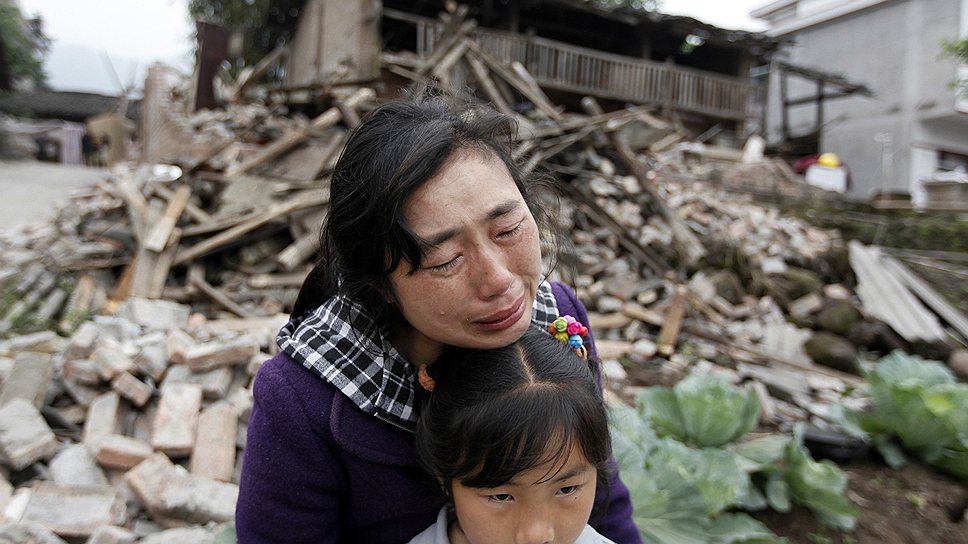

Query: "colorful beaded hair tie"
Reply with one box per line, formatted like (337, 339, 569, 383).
(548, 315, 589, 360)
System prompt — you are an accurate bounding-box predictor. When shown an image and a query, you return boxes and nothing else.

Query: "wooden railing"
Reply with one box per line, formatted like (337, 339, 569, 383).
(406, 16, 754, 120)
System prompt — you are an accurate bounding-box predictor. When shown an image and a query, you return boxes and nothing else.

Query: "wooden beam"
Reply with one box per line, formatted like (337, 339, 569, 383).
(563, 182, 668, 276)
(143, 185, 191, 252)
(581, 96, 705, 266)
(173, 190, 328, 266)
(114, 173, 149, 243)
(656, 285, 688, 356)
(465, 43, 562, 121)
(153, 183, 211, 224)
(466, 52, 514, 117)
(231, 45, 288, 102)
(417, 20, 477, 76)
(522, 125, 597, 174)
(225, 87, 374, 177)
(511, 61, 563, 121)
(188, 265, 256, 318)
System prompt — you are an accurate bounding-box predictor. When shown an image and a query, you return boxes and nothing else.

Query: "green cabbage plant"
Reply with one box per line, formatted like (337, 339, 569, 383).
(638, 375, 760, 447)
(611, 375, 859, 542)
(610, 403, 782, 543)
(845, 351, 968, 481)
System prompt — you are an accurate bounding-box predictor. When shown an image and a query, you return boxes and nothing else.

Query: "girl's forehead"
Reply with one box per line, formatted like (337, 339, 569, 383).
(475, 441, 592, 489)
(523, 442, 591, 482)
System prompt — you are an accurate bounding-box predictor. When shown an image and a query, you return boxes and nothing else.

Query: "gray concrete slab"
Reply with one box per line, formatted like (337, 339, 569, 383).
(0, 160, 109, 231)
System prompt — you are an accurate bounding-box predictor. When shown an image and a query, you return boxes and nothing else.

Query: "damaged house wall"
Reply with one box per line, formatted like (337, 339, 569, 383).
(285, 0, 382, 87)
(378, 0, 780, 138)
(756, 0, 968, 203)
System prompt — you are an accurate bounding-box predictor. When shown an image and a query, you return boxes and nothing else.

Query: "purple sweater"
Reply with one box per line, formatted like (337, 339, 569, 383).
(236, 282, 642, 543)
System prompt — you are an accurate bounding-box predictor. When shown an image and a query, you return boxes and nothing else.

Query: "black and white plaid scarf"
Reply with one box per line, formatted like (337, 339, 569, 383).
(277, 281, 558, 426)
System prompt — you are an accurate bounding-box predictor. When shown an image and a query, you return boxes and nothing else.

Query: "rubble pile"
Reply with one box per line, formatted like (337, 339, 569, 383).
(0, 9, 966, 541)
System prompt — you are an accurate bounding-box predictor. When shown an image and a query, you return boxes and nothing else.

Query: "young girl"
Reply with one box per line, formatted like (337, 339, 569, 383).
(408, 324, 617, 544)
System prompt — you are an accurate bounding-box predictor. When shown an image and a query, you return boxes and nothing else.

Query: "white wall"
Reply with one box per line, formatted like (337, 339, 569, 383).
(763, 0, 966, 199)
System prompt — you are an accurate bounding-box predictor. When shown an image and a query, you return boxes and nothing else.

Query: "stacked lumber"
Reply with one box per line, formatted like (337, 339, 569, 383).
(0, 8, 966, 540)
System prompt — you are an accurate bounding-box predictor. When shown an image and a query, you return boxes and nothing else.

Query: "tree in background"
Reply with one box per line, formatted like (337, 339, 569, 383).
(0, 3, 49, 91)
(188, 0, 303, 77)
(942, 37, 968, 98)
(596, 0, 661, 10)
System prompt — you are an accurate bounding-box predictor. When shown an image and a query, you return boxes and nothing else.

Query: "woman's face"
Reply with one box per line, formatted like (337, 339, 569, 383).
(388, 148, 542, 356)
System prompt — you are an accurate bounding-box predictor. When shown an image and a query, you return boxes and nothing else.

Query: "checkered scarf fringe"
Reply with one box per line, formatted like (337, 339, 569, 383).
(277, 281, 558, 426)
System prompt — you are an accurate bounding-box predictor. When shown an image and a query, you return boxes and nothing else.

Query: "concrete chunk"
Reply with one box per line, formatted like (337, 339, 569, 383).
(126, 453, 237, 524)
(789, 292, 823, 317)
(0, 473, 13, 513)
(110, 371, 153, 407)
(0, 521, 67, 544)
(151, 384, 202, 457)
(64, 358, 101, 385)
(227, 386, 253, 423)
(96, 434, 153, 471)
(5, 331, 64, 354)
(132, 332, 169, 381)
(65, 322, 99, 361)
(86, 525, 136, 544)
(93, 339, 135, 381)
(165, 328, 195, 365)
(62, 378, 101, 407)
(49, 444, 108, 487)
(162, 365, 231, 400)
(20, 483, 126, 538)
(184, 336, 259, 372)
(82, 392, 121, 453)
(0, 352, 54, 409)
(0, 358, 12, 386)
(117, 298, 190, 333)
(0, 399, 57, 470)
(190, 402, 237, 482)
(139, 527, 215, 544)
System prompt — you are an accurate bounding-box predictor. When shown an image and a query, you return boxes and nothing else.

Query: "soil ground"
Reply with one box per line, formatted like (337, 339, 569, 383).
(754, 459, 968, 544)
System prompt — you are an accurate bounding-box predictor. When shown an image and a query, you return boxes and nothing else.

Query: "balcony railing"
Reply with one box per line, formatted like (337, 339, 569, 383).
(397, 13, 754, 120)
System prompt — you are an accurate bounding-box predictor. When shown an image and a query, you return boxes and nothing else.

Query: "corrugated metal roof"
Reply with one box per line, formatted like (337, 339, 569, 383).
(848, 241, 946, 343)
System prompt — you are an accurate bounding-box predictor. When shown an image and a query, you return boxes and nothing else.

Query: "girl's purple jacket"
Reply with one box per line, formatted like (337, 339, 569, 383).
(235, 282, 642, 543)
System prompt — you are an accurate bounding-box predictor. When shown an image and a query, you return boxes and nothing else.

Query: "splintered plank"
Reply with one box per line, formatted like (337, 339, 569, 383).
(143, 184, 191, 252)
(226, 87, 374, 177)
(173, 190, 329, 266)
(466, 52, 514, 117)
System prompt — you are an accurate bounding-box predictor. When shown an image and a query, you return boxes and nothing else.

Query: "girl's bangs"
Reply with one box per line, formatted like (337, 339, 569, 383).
(456, 393, 584, 489)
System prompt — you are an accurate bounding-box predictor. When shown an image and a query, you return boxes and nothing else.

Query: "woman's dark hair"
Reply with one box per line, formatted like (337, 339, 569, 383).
(414, 326, 612, 495)
(292, 86, 560, 337)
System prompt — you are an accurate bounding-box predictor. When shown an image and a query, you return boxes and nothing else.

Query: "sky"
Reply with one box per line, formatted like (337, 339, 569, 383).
(15, 0, 769, 95)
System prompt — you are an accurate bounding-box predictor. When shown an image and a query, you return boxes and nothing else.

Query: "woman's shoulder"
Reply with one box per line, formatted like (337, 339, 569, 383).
(547, 281, 588, 321)
(252, 351, 339, 417)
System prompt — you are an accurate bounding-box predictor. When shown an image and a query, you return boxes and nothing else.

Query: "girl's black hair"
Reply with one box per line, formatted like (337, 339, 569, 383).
(414, 326, 612, 495)
(292, 86, 560, 339)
